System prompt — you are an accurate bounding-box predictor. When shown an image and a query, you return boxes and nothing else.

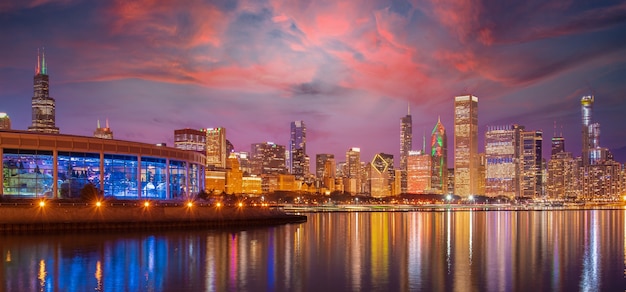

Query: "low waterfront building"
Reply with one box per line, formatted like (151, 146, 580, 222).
(0, 130, 205, 199)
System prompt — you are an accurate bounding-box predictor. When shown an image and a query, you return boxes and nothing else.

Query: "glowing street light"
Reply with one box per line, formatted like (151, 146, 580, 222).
(95, 201, 102, 207)
(39, 200, 45, 207)
(238, 202, 243, 208)
(144, 201, 150, 207)
(216, 202, 222, 207)
(187, 202, 193, 208)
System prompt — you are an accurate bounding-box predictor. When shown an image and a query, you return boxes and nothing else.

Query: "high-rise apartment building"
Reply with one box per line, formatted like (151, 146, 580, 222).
(28, 49, 59, 134)
(289, 121, 308, 179)
(407, 150, 431, 194)
(485, 125, 524, 198)
(522, 130, 543, 197)
(206, 127, 227, 169)
(430, 117, 447, 194)
(345, 147, 361, 194)
(581, 95, 593, 165)
(547, 151, 575, 199)
(316, 154, 336, 192)
(454, 94, 479, 197)
(400, 105, 412, 193)
(93, 119, 114, 139)
(0, 113, 11, 130)
(369, 153, 394, 197)
(251, 142, 286, 175)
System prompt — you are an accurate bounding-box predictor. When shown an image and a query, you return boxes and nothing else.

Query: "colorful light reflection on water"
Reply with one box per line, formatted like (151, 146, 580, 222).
(0, 210, 623, 291)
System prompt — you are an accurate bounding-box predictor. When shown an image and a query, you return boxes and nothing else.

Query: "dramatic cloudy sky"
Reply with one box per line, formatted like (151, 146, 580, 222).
(1, 0, 625, 165)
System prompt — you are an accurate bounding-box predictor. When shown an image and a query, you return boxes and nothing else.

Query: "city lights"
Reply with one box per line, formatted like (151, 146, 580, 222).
(95, 201, 102, 207)
(39, 200, 45, 207)
(144, 201, 150, 207)
(187, 202, 193, 208)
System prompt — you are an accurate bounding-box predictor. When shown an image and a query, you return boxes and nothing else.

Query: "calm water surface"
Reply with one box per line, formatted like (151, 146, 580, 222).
(1, 210, 624, 291)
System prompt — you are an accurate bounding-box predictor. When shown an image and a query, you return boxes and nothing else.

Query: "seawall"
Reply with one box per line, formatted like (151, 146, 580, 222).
(0, 201, 307, 233)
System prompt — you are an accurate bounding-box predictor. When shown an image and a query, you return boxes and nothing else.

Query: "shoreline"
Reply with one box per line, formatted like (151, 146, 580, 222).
(0, 201, 307, 234)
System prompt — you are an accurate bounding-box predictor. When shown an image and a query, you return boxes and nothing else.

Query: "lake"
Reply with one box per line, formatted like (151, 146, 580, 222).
(0, 209, 623, 291)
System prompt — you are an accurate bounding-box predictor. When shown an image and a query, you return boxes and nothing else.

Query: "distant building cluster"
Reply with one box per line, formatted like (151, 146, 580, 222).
(1, 52, 624, 201)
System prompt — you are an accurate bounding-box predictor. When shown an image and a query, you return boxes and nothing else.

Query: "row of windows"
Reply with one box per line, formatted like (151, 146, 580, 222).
(2, 149, 204, 199)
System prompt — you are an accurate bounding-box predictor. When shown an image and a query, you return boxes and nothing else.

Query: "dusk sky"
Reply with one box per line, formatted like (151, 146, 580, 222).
(1, 0, 625, 166)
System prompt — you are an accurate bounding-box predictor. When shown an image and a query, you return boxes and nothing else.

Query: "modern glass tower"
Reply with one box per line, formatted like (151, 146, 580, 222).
(289, 121, 307, 179)
(430, 117, 447, 194)
(454, 94, 479, 197)
(28, 49, 59, 134)
(485, 124, 524, 198)
(400, 104, 412, 193)
(581, 95, 593, 165)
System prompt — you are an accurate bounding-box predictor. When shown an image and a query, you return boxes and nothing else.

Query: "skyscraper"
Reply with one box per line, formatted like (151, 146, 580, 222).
(345, 147, 361, 194)
(407, 150, 431, 194)
(250, 142, 286, 175)
(206, 127, 227, 169)
(430, 117, 447, 194)
(522, 130, 543, 197)
(581, 95, 593, 165)
(485, 125, 524, 198)
(289, 121, 307, 179)
(28, 49, 59, 134)
(369, 153, 394, 197)
(316, 154, 336, 192)
(400, 104, 412, 193)
(454, 94, 479, 197)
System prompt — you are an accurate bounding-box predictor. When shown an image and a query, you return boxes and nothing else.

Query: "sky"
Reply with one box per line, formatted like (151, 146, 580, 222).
(1, 0, 626, 167)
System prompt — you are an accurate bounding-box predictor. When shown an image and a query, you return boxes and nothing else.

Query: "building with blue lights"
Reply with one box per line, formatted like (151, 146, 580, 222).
(0, 130, 205, 199)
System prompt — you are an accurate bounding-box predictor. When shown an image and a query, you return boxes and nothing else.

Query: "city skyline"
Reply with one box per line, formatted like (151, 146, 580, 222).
(1, 1, 626, 165)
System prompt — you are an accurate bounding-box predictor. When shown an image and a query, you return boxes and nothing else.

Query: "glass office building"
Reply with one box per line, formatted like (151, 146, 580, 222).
(0, 130, 205, 199)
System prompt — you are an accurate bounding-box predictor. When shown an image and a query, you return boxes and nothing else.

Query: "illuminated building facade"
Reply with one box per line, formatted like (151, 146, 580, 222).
(93, 119, 113, 139)
(581, 95, 593, 165)
(206, 127, 227, 169)
(369, 153, 394, 198)
(400, 105, 412, 193)
(0, 113, 10, 130)
(225, 154, 242, 194)
(316, 154, 335, 192)
(546, 151, 575, 199)
(0, 130, 205, 199)
(289, 121, 308, 179)
(174, 128, 206, 153)
(454, 94, 479, 197)
(407, 150, 431, 194)
(28, 50, 59, 134)
(345, 148, 361, 194)
(485, 125, 523, 198)
(251, 142, 286, 175)
(522, 130, 543, 197)
(430, 117, 447, 194)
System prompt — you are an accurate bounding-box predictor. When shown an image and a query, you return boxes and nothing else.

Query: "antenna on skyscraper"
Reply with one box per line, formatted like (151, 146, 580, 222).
(422, 130, 426, 152)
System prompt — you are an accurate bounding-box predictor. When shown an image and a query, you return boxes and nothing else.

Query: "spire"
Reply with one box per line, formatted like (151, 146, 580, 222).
(553, 120, 556, 137)
(97, 119, 101, 129)
(407, 102, 411, 116)
(105, 118, 110, 129)
(41, 48, 47, 75)
(422, 130, 426, 152)
(35, 48, 41, 74)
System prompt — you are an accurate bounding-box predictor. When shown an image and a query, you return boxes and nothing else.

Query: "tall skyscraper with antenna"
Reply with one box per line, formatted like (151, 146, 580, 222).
(400, 103, 412, 193)
(551, 121, 565, 156)
(28, 48, 59, 134)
